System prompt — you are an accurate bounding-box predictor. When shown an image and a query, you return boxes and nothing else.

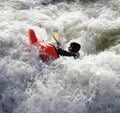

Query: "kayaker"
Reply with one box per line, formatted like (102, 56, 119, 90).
(28, 29, 81, 62)
(53, 42, 81, 59)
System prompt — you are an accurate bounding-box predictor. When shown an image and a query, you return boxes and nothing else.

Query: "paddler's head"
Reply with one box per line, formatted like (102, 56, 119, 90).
(68, 42, 81, 53)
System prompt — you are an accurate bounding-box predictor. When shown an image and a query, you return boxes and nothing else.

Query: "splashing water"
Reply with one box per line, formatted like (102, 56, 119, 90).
(0, 0, 120, 113)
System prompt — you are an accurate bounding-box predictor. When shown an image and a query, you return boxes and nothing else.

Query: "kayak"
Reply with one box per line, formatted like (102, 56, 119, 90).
(28, 29, 59, 62)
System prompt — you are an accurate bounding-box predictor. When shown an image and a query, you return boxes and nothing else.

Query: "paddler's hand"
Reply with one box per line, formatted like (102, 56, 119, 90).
(57, 41, 61, 46)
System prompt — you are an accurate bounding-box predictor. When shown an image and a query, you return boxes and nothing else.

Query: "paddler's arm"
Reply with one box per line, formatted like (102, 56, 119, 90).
(57, 47, 77, 57)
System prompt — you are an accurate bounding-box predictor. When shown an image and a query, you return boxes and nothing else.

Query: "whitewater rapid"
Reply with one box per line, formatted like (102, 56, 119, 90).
(0, 0, 120, 113)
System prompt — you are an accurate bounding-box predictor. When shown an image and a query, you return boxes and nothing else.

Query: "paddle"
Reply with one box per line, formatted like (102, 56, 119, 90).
(51, 33, 61, 46)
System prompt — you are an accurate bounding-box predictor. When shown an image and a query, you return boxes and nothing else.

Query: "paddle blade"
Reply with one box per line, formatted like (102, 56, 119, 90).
(51, 33, 59, 43)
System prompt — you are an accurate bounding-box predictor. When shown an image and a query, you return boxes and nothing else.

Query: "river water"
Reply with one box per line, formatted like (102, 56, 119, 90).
(0, 0, 120, 113)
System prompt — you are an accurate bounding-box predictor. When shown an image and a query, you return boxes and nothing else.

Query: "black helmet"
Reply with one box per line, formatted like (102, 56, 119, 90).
(70, 42, 81, 53)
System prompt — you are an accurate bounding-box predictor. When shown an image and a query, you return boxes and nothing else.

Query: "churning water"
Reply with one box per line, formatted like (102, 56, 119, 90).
(0, 0, 120, 113)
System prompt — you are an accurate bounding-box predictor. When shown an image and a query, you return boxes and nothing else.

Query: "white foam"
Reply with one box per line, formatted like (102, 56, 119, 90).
(0, 0, 120, 113)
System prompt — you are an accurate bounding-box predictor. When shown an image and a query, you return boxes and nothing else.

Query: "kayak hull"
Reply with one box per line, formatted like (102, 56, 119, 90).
(28, 29, 59, 62)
